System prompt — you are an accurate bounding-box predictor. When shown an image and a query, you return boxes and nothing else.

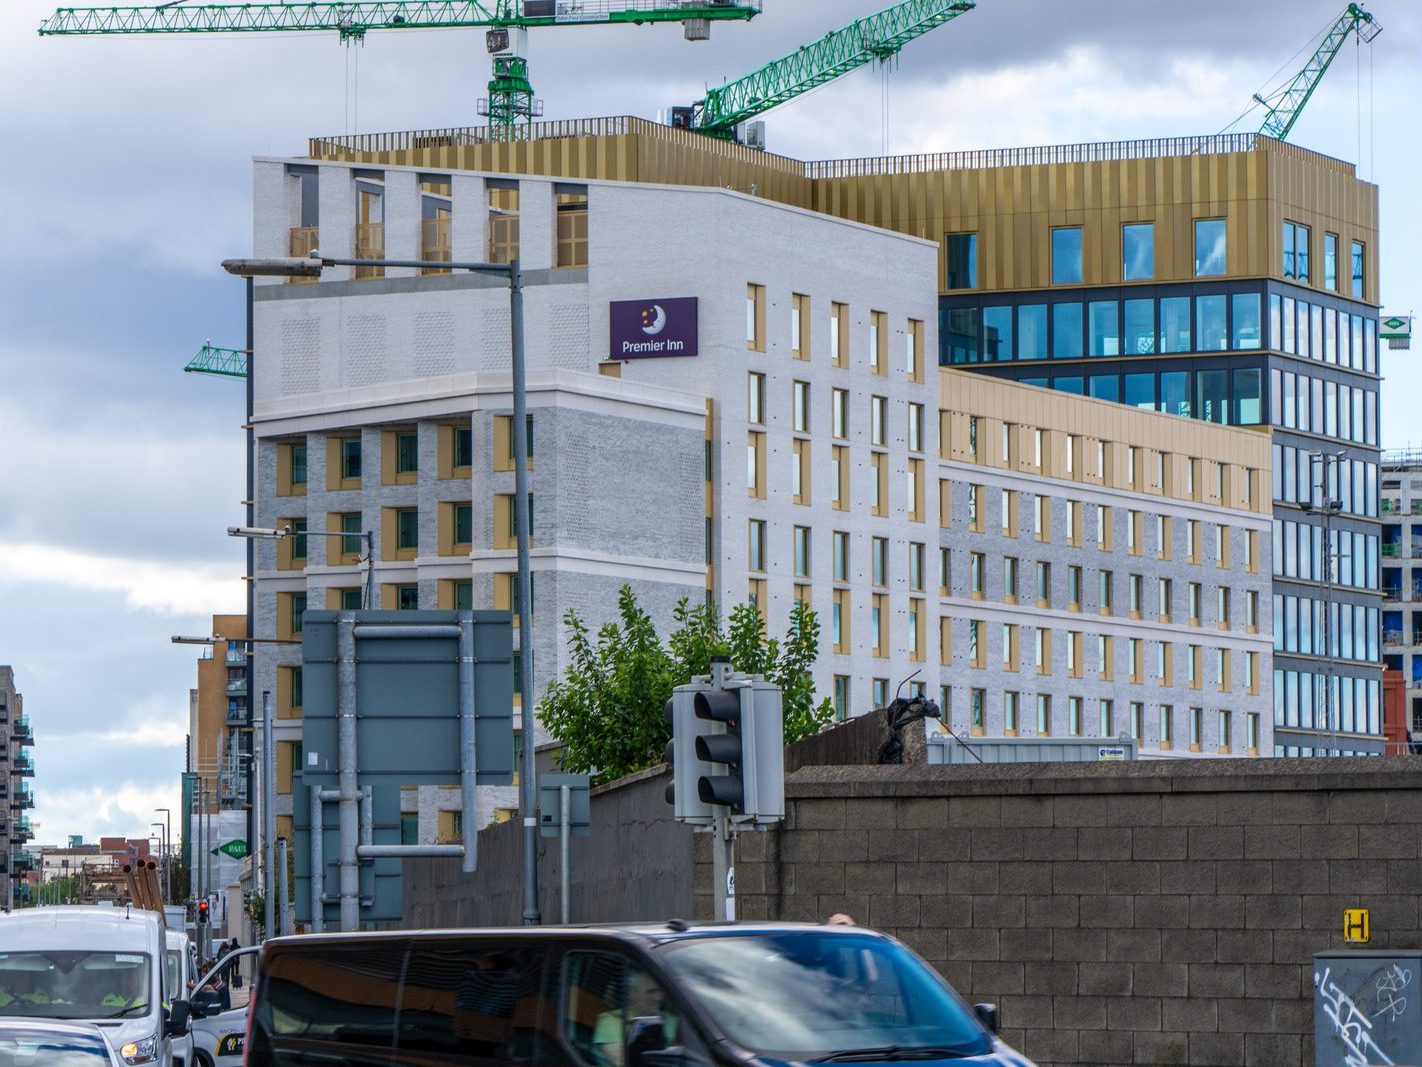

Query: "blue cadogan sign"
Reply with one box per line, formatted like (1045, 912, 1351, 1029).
(609, 297, 699, 360)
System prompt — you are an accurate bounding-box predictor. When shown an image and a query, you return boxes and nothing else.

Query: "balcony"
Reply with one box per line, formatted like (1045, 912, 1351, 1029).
(225, 645, 248, 666)
(1384, 584, 1404, 603)
(13, 787, 33, 809)
(225, 676, 249, 697)
(12, 716, 32, 744)
(226, 700, 250, 727)
(1414, 502, 1422, 515)
(14, 755, 34, 777)
(1384, 543, 1402, 558)
(1385, 629, 1406, 647)
(11, 817, 32, 844)
(11, 851, 34, 872)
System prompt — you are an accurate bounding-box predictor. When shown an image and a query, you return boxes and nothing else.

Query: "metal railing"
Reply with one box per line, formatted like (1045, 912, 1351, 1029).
(1385, 629, 1405, 645)
(308, 118, 1354, 182)
(1383, 448, 1422, 469)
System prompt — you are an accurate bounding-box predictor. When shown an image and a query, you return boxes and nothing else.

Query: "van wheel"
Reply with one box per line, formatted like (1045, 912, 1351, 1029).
(194, 1053, 215, 1067)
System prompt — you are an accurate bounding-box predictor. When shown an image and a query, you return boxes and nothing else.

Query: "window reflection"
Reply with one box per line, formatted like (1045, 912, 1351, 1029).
(1088, 300, 1119, 356)
(1123, 223, 1154, 281)
(1196, 369, 1228, 424)
(1196, 294, 1227, 351)
(1089, 375, 1119, 402)
(1052, 228, 1083, 285)
(983, 306, 1011, 361)
(1194, 219, 1226, 276)
(1232, 293, 1261, 349)
(1159, 296, 1191, 353)
(1052, 303, 1083, 359)
(946, 232, 977, 290)
(1019, 304, 1047, 361)
(1124, 372, 1155, 410)
(1123, 299, 1154, 355)
(1160, 371, 1190, 418)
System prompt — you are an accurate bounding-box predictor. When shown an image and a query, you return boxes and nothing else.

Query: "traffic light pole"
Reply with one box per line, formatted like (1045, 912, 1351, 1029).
(712, 808, 735, 922)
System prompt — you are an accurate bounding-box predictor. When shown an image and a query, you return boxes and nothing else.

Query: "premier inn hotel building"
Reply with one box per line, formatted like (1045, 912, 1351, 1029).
(245, 119, 1384, 836)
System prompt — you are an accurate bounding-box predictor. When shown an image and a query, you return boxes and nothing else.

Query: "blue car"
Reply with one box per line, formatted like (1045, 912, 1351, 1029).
(246, 921, 1036, 1065)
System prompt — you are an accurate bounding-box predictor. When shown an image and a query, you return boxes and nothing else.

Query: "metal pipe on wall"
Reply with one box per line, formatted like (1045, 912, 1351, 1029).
(308, 784, 324, 934)
(336, 614, 360, 931)
(458, 615, 479, 874)
(262, 690, 276, 937)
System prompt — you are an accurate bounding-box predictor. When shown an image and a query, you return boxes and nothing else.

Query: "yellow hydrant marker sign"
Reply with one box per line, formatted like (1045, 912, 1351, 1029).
(1343, 909, 1370, 944)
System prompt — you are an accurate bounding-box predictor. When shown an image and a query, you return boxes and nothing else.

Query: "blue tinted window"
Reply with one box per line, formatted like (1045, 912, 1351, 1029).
(1160, 371, 1190, 418)
(943, 307, 980, 364)
(1194, 219, 1226, 276)
(1159, 297, 1191, 353)
(1297, 301, 1311, 359)
(1232, 293, 1261, 349)
(1282, 296, 1296, 353)
(1019, 304, 1047, 361)
(1055, 376, 1084, 395)
(1052, 303, 1083, 359)
(1088, 301, 1119, 356)
(1020, 377, 1048, 388)
(1196, 294, 1227, 351)
(1197, 369, 1229, 424)
(1052, 228, 1083, 285)
(1282, 222, 1295, 279)
(1352, 240, 1365, 297)
(1324, 232, 1338, 289)
(983, 306, 1012, 361)
(1123, 299, 1154, 355)
(1124, 373, 1155, 410)
(1089, 375, 1119, 402)
(1123, 223, 1153, 280)
(1233, 368, 1262, 425)
(946, 232, 977, 290)
(1269, 293, 1282, 349)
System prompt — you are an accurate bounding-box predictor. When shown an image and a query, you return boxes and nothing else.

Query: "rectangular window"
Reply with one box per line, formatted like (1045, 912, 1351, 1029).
(453, 503, 472, 548)
(1088, 300, 1119, 356)
(746, 283, 765, 351)
(1196, 294, 1227, 351)
(830, 302, 848, 367)
(748, 519, 766, 572)
(1052, 302, 1084, 359)
(1351, 240, 1365, 297)
(793, 381, 810, 432)
(792, 439, 809, 504)
(1068, 565, 1081, 607)
(906, 318, 924, 381)
(1159, 578, 1173, 619)
(946, 232, 978, 290)
(1159, 297, 1191, 354)
(555, 188, 588, 268)
(1123, 298, 1155, 355)
(971, 688, 985, 732)
(1052, 227, 1083, 285)
(1123, 222, 1154, 280)
(871, 453, 887, 515)
(1324, 233, 1339, 290)
(869, 310, 888, 374)
(1160, 705, 1174, 749)
(1194, 218, 1226, 276)
(747, 372, 765, 424)
(1003, 556, 1018, 601)
(1036, 561, 1051, 604)
(1232, 293, 1261, 349)
(341, 437, 362, 481)
(747, 432, 765, 498)
(833, 531, 848, 581)
(1099, 699, 1114, 737)
(1019, 304, 1048, 360)
(1099, 570, 1113, 614)
(1004, 691, 1019, 734)
(970, 552, 984, 595)
(453, 426, 473, 470)
(907, 403, 924, 452)
(832, 590, 848, 652)
(872, 536, 888, 588)
(396, 431, 419, 476)
(1069, 697, 1082, 736)
(396, 507, 418, 552)
(487, 183, 519, 264)
(833, 676, 849, 721)
(1190, 707, 1203, 750)
(832, 388, 848, 439)
(872, 594, 887, 657)
(792, 293, 809, 359)
(1037, 694, 1052, 735)
(908, 542, 924, 592)
(831, 445, 847, 509)
(983, 306, 1011, 362)
(871, 396, 887, 446)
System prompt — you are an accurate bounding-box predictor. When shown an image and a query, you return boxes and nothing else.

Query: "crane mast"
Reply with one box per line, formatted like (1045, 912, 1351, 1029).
(39, 1, 762, 131)
(687, 0, 974, 141)
(1254, 2, 1381, 142)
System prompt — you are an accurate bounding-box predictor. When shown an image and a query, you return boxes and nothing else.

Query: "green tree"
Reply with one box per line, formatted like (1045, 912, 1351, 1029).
(539, 588, 834, 784)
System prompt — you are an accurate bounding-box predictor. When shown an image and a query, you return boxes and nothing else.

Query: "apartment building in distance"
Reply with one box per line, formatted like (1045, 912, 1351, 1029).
(303, 119, 1380, 754)
(1, 666, 36, 908)
(240, 137, 1279, 846)
(182, 614, 248, 878)
(1382, 451, 1422, 737)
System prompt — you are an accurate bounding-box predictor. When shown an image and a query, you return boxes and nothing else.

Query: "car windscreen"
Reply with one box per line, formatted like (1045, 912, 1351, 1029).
(0, 1026, 115, 1066)
(656, 932, 991, 1061)
(0, 952, 151, 1021)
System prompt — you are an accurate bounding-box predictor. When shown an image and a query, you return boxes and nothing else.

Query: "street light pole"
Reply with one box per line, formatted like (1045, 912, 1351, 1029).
(155, 808, 171, 904)
(222, 252, 541, 925)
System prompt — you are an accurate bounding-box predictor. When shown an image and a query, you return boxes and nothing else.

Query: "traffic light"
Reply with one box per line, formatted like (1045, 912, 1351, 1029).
(664, 689, 716, 826)
(665, 661, 785, 827)
(197, 898, 209, 923)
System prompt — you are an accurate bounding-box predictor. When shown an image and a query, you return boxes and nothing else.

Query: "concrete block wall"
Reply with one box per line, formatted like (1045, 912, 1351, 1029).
(728, 759, 1422, 1067)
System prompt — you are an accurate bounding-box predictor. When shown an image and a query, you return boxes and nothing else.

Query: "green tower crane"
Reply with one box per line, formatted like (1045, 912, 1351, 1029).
(184, 343, 249, 380)
(1252, 2, 1381, 142)
(39, 0, 762, 133)
(681, 0, 975, 141)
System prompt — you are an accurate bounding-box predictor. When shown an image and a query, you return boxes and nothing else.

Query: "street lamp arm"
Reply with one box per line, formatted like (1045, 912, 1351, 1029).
(229, 525, 292, 539)
(312, 253, 512, 277)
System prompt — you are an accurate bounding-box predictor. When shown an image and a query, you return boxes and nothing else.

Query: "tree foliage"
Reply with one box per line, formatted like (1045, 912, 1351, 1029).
(539, 588, 834, 783)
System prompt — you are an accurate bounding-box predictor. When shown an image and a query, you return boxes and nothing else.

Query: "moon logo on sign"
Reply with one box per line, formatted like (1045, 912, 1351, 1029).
(640, 304, 667, 336)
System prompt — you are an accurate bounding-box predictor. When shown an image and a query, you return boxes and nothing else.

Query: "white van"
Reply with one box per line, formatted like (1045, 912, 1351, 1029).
(0, 906, 190, 1066)
(187, 946, 259, 1067)
(164, 929, 198, 1067)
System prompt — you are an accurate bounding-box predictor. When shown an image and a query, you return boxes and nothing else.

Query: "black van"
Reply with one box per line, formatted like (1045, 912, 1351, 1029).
(245, 922, 1037, 1066)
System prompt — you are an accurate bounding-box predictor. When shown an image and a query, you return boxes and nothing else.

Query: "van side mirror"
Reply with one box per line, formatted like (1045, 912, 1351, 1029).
(974, 1003, 999, 1034)
(165, 1001, 191, 1037)
(190, 989, 222, 1018)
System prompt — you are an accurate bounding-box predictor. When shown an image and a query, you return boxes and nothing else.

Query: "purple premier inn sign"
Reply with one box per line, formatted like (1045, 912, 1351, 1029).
(609, 297, 699, 360)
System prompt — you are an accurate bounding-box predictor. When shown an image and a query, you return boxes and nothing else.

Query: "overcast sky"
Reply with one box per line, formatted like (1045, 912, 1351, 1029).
(1, 0, 1417, 847)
